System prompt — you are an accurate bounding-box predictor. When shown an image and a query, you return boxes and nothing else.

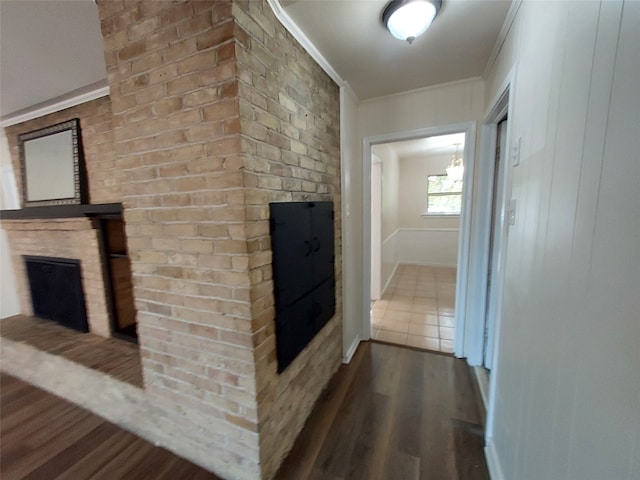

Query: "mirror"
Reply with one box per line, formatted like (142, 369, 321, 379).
(19, 118, 86, 207)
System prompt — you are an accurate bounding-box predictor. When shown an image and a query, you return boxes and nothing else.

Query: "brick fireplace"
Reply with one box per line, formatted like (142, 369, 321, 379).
(1, 1, 342, 479)
(2, 218, 112, 337)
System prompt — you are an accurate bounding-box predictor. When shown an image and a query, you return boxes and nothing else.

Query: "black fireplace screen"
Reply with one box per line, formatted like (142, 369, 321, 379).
(270, 201, 336, 372)
(24, 256, 89, 333)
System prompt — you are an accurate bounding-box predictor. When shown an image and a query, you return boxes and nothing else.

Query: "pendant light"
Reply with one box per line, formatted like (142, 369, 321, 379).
(382, 0, 442, 44)
(446, 144, 464, 182)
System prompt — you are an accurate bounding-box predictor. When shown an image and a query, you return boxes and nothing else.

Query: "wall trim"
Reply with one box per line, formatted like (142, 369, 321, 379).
(381, 261, 400, 297)
(342, 334, 361, 364)
(360, 76, 483, 105)
(266, 0, 345, 88)
(485, 439, 506, 480)
(1, 82, 109, 128)
(397, 260, 456, 268)
(482, 0, 523, 81)
(382, 228, 400, 246)
(398, 227, 459, 233)
(473, 366, 490, 410)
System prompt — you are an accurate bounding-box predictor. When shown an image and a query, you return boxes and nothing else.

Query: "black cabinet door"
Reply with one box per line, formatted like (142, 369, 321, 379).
(311, 277, 336, 334)
(270, 201, 336, 372)
(270, 202, 313, 309)
(275, 294, 315, 372)
(309, 202, 335, 286)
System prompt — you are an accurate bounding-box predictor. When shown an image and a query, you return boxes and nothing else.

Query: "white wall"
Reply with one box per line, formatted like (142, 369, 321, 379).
(340, 85, 362, 360)
(358, 78, 485, 139)
(372, 143, 400, 290)
(396, 153, 459, 269)
(485, 1, 640, 479)
(394, 229, 458, 268)
(374, 144, 400, 242)
(348, 78, 484, 338)
(0, 129, 20, 318)
(398, 153, 460, 229)
(371, 131, 471, 292)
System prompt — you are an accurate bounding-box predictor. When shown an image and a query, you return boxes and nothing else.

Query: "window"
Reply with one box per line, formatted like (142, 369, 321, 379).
(425, 175, 462, 215)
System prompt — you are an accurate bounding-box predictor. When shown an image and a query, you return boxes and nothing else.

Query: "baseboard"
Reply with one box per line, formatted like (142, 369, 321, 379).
(342, 334, 361, 364)
(471, 366, 488, 428)
(397, 260, 458, 269)
(485, 439, 505, 480)
(381, 262, 399, 296)
(473, 367, 490, 409)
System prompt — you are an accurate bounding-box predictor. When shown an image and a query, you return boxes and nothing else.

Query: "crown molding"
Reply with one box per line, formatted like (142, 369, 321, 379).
(266, 0, 345, 88)
(482, 0, 523, 80)
(1, 82, 109, 128)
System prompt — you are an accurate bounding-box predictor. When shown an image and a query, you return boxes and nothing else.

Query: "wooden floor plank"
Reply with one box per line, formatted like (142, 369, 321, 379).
(0, 315, 143, 387)
(0, 373, 221, 480)
(1, 340, 488, 480)
(276, 341, 489, 480)
(276, 342, 367, 480)
(20, 424, 118, 480)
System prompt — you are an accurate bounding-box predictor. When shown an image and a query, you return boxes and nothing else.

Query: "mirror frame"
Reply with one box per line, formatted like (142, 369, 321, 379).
(18, 118, 86, 207)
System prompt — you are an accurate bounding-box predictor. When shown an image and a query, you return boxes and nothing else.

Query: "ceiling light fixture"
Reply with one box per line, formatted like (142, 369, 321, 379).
(446, 143, 464, 182)
(382, 0, 442, 44)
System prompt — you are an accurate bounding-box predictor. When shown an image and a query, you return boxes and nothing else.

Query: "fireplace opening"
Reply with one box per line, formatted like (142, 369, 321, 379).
(24, 256, 89, 333)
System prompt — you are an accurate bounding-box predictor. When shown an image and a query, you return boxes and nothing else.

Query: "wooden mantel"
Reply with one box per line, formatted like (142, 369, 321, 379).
(0, 203, 122, 220)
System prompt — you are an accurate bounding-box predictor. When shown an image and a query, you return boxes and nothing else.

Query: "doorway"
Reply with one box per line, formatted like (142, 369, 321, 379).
(484, 118, 508, 369)
(369, 133, 465, 353)
(474, 76, 514, 445)
(362, 122, 477, 358)
(475, 115, 509, 409)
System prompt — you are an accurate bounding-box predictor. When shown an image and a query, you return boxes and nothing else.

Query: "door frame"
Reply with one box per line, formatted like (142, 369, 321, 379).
(361, 121, 477, 358)
(484, 118, 509, 369)
(370, 156, 383, 300)
(481, 68, 516, 443)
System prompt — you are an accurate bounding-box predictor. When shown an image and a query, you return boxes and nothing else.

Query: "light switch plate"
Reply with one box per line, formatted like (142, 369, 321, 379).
(512, 137, 521, 166)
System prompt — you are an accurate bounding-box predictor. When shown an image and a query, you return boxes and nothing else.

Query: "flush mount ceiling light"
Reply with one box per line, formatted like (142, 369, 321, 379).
(382, 0, 442, 44)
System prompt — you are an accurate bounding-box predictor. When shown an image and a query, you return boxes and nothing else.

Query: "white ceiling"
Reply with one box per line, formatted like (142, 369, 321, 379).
(388, 132, 465, 159)
(0, 0, 107, 118)
(281, 0, 512, 99)
(375, 132, 465, 161)
(0, 0, 510, 118)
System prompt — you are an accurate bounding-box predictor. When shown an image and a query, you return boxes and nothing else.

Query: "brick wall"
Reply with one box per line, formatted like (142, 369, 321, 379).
(2, 1, 342, 478)
(232, 1, 342, 478)
(97, 1, 260, 478)
(2, 219, 112, 337)
(98, 0, 342, 477)
(4, 96, 120, 205)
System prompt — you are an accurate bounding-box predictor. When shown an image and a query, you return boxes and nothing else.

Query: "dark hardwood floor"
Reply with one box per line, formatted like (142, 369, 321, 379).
(1, 315, 142, 387)
(0, 373, 220, 480)
(1, 338, 487, 479)
(276, 341, 489, 480)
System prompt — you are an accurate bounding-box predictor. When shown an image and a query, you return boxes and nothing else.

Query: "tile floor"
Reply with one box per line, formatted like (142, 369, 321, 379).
(371, 264, 456, 353)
